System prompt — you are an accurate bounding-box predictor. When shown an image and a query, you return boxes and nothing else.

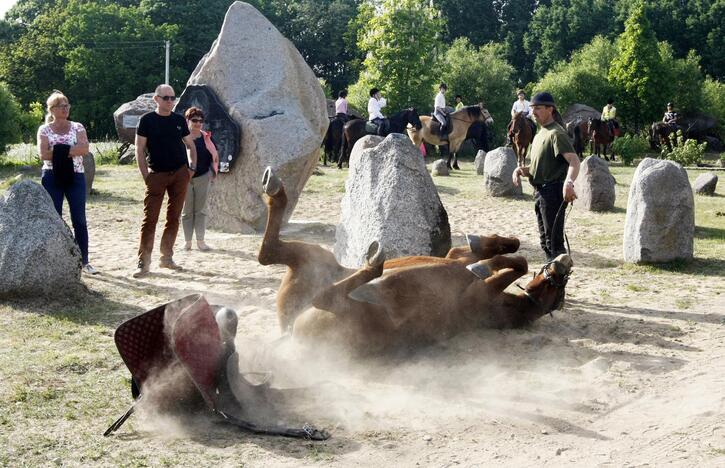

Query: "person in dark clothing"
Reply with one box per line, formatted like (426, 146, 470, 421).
(133, 84, 197, 277)
(182, 107, 219, 252)
(512, 92, 580, 261)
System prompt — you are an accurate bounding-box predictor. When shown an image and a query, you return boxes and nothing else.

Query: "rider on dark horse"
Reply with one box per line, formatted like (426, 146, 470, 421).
(601, 98, 620, 136)
(663, 102, 680, 132)
(507, 89, 537, 144)
(433, 82, 451, 140)
(367, 88, 388, 135)
(335, 89, 350, 123)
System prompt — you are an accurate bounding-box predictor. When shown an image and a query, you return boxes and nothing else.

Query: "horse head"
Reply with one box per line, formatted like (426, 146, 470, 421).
(467, 104, 493, 126)
(407, 107, 422, 130)
(523, 254, 573, 315)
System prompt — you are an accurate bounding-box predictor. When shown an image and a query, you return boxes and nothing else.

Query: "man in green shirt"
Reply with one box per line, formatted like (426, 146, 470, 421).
(512, 92, 580, 261)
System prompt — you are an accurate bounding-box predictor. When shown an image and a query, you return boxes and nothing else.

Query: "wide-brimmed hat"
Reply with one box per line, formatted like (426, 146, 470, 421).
(531, 92, 556, 107)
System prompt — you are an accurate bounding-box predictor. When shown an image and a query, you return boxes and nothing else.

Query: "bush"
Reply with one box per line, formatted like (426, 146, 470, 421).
(702, 78, 725, 135)
(660, 131, 707, 167)
(0, 82, 24, 152)
(612, 132, 650, 166)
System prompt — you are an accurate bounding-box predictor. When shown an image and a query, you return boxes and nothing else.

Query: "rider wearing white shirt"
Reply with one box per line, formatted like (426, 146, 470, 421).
(433, 83, 449, 137)
(508, 89, 536, 144)
(367, 88, 386, 123)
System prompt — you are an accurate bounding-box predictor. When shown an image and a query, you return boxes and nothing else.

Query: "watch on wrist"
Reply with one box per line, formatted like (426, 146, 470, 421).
(189, 164, 197, 171)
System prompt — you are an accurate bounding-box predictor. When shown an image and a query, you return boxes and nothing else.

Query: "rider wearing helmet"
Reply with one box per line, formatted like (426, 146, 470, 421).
(601, 98, 619, 136)
(663, 102, 679, 129)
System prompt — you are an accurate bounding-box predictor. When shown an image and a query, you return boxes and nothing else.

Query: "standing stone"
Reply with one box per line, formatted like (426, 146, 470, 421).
(574, 156, 616, 211)
(431, 159, 449, 176)
(483, 147, 522, 197)
(474, 150, 486, 175)
(113, 93, 155, 145)
(83, 152, 95, 196)
(693, 172, 718, 195)
(562, 103, 601, 128)
(624, 158, 694, 263)
(185, 2, 328, 232)
(335, 134, 451, 268)
(0, 180, 82, 297)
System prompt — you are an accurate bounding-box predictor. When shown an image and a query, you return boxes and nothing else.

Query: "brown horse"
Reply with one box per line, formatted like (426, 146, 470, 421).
(510, 112, 534, 168)
(258, 168, 573, 355)
(588, 118, 615, 160)
(407, 104, 494, 158)
(650, 121, 675, 150)
(566, 119, 590, 159)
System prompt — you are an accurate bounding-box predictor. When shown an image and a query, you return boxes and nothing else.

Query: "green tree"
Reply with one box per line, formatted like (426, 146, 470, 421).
(608, 2, 665, 131)
(702, 77, 725, 134)
(436, 0, 499, 46)
(348, 0, 445, 113)
(437, 38, 515, 143)
(657, 45, 704, 115)
(497, 0, 537, 85)
(0, 82, 25, 151)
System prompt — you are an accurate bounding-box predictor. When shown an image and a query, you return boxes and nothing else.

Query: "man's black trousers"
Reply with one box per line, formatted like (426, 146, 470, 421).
(534, 181, 568, 261)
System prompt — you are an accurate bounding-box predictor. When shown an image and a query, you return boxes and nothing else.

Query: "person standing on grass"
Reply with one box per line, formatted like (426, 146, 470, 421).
(133, 84, 197, 278)
(182, 107, 218, 252)
(37, 90, 98, 275)
(512, 92, 579, 261)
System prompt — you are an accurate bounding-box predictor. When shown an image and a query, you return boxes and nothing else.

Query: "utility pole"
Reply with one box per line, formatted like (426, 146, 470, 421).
(165, 41, 170, 84)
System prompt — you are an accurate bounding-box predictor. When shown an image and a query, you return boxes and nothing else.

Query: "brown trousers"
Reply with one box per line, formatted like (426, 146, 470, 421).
(138, 168, 191, 265)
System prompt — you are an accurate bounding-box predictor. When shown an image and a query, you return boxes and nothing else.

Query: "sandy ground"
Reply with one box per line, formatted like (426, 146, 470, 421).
(21, 162, 725, 466)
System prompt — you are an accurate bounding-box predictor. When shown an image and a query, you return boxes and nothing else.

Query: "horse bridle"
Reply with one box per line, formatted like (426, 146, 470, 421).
(517, 260, 571, 315)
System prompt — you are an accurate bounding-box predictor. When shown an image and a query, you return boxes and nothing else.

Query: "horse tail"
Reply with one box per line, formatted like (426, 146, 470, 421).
(339, 131, 348, 168)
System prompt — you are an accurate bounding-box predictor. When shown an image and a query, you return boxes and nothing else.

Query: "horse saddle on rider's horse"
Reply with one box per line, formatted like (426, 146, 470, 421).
(366, 120, 390, 136)
(105, 294, 329, 440)
(430, 113, 452, 139)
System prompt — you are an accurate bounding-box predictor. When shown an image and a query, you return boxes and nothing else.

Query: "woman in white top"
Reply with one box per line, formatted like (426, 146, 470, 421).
(367, 88, 386, 124)
(511, 90, 532, 118)
(37, 91, 97, 274)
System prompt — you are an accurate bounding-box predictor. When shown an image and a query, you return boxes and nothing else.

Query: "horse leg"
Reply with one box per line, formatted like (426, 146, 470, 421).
(468, 255, 529, 295)
(446, 234, 520, 260)
(338, 134, 347, 169)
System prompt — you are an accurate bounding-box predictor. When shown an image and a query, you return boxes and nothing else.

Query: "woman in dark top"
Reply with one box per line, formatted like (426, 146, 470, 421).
(182, 107, 219, 251)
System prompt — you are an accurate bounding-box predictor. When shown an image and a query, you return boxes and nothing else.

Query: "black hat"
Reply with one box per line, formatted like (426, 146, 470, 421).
(607, 97, 614, 104)
(439, 83, 448, 90)
(667, 102, 673, 107)
(370, 88, 380, 97)
(531, 92, 556, 107)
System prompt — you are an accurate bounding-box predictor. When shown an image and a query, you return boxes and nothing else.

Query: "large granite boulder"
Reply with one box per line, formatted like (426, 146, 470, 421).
(623, 158, 694, 263)
(335, 134, 451, 268)
(563, 103, 601, 128)
(0, 180, 82, 297)
(83, 152, 95, 195)
(693, 172, 718, 195)
(474, 150, 486, 175)
(431, 159, 449, 176)
(113, 93, 155, 145)
(185, 2, 327, 232)
(575, 156, 616, 211)
(483, 147, 522, 197)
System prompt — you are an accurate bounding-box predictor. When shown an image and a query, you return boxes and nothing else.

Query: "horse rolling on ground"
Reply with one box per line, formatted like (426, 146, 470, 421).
(588, 118, 616, 161)
(407, 104, 494, 164)
(510, 111, 534, 168)
(258, 167, 573, 355)
(338, 108, 422, 169)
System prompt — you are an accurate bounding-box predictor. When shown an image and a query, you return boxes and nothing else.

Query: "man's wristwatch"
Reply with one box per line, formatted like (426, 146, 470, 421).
(565, 179, 574, 186)
(189, 164, 197, 172)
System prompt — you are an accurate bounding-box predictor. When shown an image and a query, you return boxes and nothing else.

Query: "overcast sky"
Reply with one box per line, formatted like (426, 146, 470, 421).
(0, 0, 17, 19)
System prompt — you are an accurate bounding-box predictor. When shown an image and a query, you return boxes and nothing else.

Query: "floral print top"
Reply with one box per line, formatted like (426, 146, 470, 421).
(38, 121, 86, 173)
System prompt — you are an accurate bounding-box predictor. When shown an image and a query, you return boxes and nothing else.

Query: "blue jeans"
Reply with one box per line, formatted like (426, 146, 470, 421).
(41, 170, 89, 264)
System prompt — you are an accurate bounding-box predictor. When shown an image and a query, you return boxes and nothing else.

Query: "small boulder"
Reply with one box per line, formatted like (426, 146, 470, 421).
(83, 152, 95, 195)
(335, 134, 451, 268)
(431, 159, 449, 176)
(113, 93, 155, 145)
(623, 158, 694, 263)
(0, 180, 82, 297)
(474, 150, 486, 175)
(562, 104, 601, 128)
(693, 172, 717, 195)
(574, 156, 616, 211)
(483, 147, 522, 197)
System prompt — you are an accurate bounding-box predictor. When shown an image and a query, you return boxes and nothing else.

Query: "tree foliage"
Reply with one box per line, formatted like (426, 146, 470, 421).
(438, 38, 515, 142)
(436, 0, 498, 46)
(348, 0, 445, 113)
(0, 82, 24, 151)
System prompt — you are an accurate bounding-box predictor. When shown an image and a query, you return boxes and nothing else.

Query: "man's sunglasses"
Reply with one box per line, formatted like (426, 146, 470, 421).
(190, 118, 204, 123)
(157, 95, 176, 101)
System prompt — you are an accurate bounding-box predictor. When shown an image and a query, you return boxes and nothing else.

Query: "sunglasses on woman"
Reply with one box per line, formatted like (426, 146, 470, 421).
(190, 118, 204, 123)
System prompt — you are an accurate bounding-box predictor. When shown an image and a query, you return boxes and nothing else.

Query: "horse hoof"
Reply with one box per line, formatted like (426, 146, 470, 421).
(466, 234, 482, 253)
(453, 163, 460, 170)
(365, 241, 385, 268)
(262, 167, 282, 196)
(466, 262, 492, 280)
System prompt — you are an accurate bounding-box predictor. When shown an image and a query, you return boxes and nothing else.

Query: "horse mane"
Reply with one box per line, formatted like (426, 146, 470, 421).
(464, 105, 482, 118)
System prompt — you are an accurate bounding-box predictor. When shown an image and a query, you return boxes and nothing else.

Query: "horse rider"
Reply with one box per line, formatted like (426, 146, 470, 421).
(663, 102, 680, 131)
(512, 92, 579, 262)
(335, 89, 349, 122)
(508, 89, 536, 144)
(433, 82, 450, 139)
(367, 88, 387, 134)
(454, 94, 464, 111)
(601, 98, 619, 136)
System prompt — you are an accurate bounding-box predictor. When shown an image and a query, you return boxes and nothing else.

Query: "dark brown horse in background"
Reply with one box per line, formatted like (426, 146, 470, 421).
(588, 118, 615, 160)
(510, 112, 533, 167)
(566, 119, 590, 159)
(650, 121, 676, 150)
(338, 108, 422, 169)
(321, 116, 345, 166)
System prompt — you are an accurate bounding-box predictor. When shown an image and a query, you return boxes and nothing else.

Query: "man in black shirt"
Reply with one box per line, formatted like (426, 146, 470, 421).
(133, 84, 197, 277)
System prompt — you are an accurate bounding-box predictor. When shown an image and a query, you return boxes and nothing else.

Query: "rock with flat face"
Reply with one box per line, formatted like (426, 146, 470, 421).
(186, 2, 327, 232)
(431, 159, 449, 176)
(474, 150, 486, 175)
(483, 147, 522, 197)
(0, 180, 82, 297)
(335, 134, 451, 268)
(623, 158, 694, 263)
(692, 172, 717, 195)
(575, 156, 616, 211)
(113, 93, 155, 145)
